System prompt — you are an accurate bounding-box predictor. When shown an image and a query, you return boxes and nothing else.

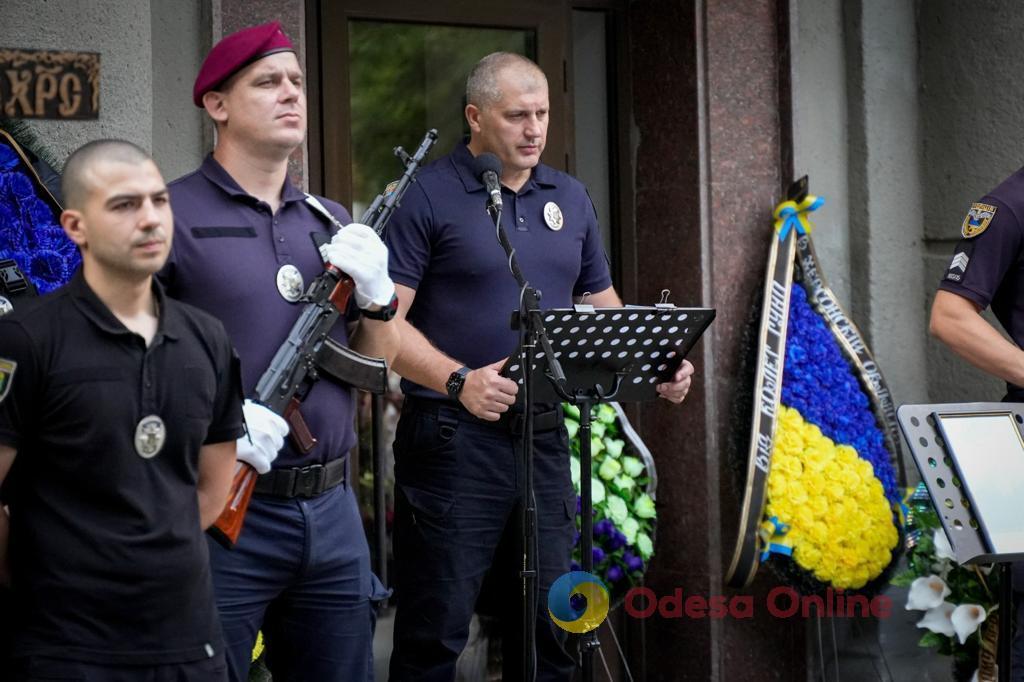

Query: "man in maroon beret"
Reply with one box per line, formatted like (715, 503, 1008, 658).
(159, 20, 398, 682)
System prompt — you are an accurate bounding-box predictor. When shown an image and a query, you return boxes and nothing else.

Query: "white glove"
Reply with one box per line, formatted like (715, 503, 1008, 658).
(324, 223, 396, 309)
(237, 399, 288, 474)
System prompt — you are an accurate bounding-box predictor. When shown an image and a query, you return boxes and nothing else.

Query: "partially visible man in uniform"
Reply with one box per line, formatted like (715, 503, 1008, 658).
(0, 139, 243, 681)
(385, 52, 695, 681)
(930, 172, 1024, 680)
(159, 21, 399, 682)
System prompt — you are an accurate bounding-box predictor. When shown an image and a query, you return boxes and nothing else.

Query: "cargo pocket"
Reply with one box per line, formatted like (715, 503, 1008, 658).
(398, 482, 455, 534)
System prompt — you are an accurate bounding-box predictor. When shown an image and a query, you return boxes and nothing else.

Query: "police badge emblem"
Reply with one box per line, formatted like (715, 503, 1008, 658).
(543, 202, 564, 231)
(134, 414, 167, 459)
(0, 358, 16, 403)
(276, 264, 304, 302)
(962, 203, 997, 238)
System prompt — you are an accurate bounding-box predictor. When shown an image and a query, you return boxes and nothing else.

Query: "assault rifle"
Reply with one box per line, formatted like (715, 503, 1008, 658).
(209, 129, 439, 548)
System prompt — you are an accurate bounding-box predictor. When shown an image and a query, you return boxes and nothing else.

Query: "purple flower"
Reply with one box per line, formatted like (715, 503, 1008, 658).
(592, 547, 606, 563)
(624, 551, 644, 572)
(606, 565, 624, 583)
(608, 531, 627, 551)
(570, 561, 581, 572)
(573, 531, 580, 547)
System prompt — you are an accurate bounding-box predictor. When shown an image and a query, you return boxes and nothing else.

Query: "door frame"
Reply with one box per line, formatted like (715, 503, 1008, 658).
(307, 0, 572, 208)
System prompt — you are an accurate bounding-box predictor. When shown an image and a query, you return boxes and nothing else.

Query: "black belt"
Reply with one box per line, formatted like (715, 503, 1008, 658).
(254, 457, 347, 498)
(403, 396, 564, 434)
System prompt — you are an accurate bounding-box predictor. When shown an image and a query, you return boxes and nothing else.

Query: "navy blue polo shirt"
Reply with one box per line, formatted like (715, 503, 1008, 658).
(939, 165, 1024, 398)
(386, 143, 612, 398)
(161, 156, 357, 468)
(0, 270, 243, 664)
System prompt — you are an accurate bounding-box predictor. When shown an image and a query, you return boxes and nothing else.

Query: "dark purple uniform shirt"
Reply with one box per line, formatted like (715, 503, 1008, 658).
(386, 143, 612, 398)
(939, 165, 1024, 399)
(160, 155, 356, 468)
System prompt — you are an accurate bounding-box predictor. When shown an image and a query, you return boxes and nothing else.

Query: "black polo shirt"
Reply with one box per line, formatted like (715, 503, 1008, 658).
(0, 270, 243, 664)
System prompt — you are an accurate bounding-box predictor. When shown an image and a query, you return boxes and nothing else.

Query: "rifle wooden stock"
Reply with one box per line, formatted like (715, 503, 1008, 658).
(208, 461, 259, 549)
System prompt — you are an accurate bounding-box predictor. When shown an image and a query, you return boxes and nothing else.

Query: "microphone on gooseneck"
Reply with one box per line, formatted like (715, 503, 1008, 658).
(472, 153, 503, 211)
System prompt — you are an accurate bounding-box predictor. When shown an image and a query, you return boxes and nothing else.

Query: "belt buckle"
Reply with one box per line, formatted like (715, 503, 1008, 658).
(295, 464, 325, 497)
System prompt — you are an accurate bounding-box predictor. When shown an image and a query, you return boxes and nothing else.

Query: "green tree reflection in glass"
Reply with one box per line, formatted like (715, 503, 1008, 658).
(348, 21, 534, 217)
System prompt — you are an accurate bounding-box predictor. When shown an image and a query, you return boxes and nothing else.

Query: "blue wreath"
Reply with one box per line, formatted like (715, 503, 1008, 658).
(0, 142, 79, 294)
(780, 284, 900, 505)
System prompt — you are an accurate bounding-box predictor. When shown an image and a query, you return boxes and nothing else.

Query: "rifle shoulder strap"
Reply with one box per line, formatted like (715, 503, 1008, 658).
(304, 194, 345, 264)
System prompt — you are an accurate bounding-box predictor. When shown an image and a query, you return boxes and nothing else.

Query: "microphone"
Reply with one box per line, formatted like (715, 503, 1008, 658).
(472, 152, 503, 211)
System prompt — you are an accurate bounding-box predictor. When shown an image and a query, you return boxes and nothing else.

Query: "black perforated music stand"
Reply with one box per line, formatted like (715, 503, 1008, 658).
(898, 403, 1024, 682)
(506, 303, 714, 681)
(505, 305, 716, 402)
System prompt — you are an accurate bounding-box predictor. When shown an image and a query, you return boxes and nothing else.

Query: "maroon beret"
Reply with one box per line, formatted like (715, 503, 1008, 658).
(193, 21, 295, 107)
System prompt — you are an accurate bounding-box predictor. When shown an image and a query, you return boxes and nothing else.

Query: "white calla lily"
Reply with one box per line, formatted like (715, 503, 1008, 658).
(916, 601, 956, 637)
(951, 603, 987, 644)
(933, 529, 955, 561)
(906, 575, 951, 611)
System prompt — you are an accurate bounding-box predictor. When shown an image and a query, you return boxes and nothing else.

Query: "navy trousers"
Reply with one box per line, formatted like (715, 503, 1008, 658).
(389, 402, 578, 682)
(207, 482, 387, 682)
(12, 654, 227, 681)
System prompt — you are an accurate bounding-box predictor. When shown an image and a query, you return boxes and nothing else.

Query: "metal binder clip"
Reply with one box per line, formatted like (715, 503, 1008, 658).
(655, 289, 675, 310)
(573, 291, 595, 314)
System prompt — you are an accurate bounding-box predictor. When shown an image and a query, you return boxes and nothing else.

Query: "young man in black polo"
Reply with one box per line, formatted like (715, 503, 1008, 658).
(0, 139, 247, 681)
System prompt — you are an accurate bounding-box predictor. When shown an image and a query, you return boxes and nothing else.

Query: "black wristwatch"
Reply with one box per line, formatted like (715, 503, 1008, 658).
(361, 292, 399, 321)
(446, 366, 470, 400)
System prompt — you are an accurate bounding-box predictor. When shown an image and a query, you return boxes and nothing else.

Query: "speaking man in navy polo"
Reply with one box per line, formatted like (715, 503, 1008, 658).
(159, 21, 399, 682)
(385, 52, 695, 681)
(0, 139, 243, 681)
(931, 170, 1024, 680)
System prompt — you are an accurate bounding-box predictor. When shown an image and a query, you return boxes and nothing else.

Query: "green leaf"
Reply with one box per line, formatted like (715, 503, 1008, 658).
(570, 456, 581, 486)
(890, 571, 916, 587)
(591, 478, 606, 505)
(917, 632, 945, 649)
(591, 422, 607, 440)
(566, 420, 579, 440)
(591, 435, 606, 456)
(563, 403, 581, 421)
(621, 456, 645, 477)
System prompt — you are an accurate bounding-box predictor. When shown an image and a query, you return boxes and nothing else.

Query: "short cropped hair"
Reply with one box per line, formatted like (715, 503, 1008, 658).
(61, 139, 152, 210)
(466, 52, 546, 108)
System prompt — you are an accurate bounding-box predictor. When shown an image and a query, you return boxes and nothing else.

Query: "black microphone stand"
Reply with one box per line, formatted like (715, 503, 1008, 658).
(485, 194, 567, 682)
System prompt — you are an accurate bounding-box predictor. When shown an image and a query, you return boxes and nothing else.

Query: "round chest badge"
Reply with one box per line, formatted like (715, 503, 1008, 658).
(135, 415, 166, 459)
(0, 296, 12, 317)
(276, 264, 304, 303)
(543, 202, 564, 231)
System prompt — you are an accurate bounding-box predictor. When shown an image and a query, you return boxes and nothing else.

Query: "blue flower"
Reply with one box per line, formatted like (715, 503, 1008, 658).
(607, 565, 624, 583)
(781, 285, 901, 505)
(592, 547, 606, 563)
(0, 139, 77, 294)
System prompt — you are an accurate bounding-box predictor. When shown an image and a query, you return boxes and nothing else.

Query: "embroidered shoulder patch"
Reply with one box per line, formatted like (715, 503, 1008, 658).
(0, 358, 16, 403)
(962, 202, 997, 238)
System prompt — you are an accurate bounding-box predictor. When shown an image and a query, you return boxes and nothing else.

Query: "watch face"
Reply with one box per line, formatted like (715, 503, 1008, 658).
(446, 370, 465, 397)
